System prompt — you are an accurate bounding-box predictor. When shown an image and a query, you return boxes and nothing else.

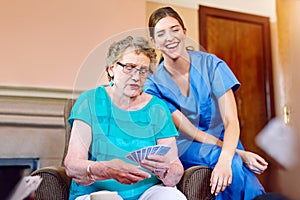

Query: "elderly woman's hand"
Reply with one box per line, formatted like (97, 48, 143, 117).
(140, 154, 170, 179)
(101, 159, 151, 184)
(139, 138, 184, 186)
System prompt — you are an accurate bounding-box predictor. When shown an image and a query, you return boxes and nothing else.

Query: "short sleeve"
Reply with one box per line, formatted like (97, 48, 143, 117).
(68, 90, 93, 128)
(144, 76, 162, 99)
(211, 60, 240, 99)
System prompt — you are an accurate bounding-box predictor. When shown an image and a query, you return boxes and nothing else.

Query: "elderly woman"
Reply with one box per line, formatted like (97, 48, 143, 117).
(64, 36, 186, 200)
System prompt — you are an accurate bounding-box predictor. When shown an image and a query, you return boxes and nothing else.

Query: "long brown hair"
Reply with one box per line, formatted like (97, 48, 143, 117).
(148, 6, 186, 39)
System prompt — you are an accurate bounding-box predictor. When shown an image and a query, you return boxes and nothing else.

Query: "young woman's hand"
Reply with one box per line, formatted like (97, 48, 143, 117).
(210, 157, 232, 196)
(237, 150, 268, 174)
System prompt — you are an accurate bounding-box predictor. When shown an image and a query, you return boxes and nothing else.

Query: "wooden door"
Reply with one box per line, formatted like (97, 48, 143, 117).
(199, 6, 275, 190)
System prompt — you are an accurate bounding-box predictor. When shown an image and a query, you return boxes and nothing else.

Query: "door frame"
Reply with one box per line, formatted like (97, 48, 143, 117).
(199, 5, 276, 191)
(199, 6, 275, 121)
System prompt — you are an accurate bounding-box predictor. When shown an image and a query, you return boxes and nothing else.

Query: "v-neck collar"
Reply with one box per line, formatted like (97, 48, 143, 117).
(160, 61, 192, 98)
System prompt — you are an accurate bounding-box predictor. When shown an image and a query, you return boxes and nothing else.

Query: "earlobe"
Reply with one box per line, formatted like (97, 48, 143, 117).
(108, 65, 114, 78)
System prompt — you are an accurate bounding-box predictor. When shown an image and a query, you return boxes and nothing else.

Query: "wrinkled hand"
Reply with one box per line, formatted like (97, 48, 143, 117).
(140, 154, 170, 179)
(210, 159, 232, 196)
(239, 150, 268, 174)
(102, 159, 151, 184)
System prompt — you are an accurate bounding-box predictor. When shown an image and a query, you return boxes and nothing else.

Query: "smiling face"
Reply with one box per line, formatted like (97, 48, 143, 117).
(152, 16, 186, 60)
(108, 48, 150, 98)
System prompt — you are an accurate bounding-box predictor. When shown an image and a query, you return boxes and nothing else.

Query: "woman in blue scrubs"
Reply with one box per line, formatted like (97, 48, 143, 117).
(144, 6, 268, 200)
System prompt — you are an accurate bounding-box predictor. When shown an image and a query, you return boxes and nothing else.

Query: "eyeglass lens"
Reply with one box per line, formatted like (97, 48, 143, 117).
(117, 62, 149, 76)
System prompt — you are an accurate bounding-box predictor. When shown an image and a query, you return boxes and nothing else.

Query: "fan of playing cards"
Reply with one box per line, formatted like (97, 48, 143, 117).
(125, 145, 171, 164)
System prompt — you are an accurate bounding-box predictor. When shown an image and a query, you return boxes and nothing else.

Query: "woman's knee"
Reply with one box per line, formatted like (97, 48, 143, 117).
(139, 185, 186, 200)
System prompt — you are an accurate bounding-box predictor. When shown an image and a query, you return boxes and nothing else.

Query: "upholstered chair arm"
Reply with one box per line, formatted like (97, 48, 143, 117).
(177, 166, 215, 200)
(31, 166, 71, 200)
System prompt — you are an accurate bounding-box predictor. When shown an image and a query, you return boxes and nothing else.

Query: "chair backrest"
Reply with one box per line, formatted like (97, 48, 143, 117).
(61, 99, 76, 166)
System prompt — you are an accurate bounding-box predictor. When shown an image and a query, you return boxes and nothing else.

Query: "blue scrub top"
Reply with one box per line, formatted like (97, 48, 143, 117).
(144, 50, 243, 156)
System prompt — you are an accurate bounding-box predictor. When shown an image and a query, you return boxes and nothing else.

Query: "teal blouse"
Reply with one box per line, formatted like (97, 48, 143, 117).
(68, 86, 178, 200)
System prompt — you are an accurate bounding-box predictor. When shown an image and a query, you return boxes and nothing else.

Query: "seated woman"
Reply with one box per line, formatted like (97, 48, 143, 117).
(145, 6, 268, 200)
(64, 36, 186, 200)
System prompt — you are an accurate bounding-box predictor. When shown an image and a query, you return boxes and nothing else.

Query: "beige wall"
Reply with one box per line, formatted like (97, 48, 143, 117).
(273, 0, 300, 198)
(277, 0, 300, 136)
(0, 0, 146, 90)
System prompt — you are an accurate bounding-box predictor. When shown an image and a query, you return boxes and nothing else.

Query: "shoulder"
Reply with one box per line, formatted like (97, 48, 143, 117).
(189, 50, 227, 73)
(189, 50, 222, 63)
(147, 61, 164, 77)
(76, 86, 106, 103)
(145, 65, 165, 89)
(77, 88, 94, 100)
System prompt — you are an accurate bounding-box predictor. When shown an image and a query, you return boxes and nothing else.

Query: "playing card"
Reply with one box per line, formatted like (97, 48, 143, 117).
(155, 145, 171, 156)
(150, 145, 160, 155)
(125, 154, 136, 163)
(125, 145, 171, 163)
(130, 151, 139, 163)
(146, 146, 152, 157)
(136, 149, 142, 162)
(141, 148, 147, 160)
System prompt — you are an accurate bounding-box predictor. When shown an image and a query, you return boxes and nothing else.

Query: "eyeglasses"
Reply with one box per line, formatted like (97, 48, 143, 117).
(116, 62, 149, 77)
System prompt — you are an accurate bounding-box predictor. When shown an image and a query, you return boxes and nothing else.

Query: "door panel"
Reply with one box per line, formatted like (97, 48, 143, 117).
(200, 6, 275, 190)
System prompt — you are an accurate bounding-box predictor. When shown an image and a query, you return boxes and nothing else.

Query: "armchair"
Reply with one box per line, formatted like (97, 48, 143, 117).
(31, 99, 215, 200)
